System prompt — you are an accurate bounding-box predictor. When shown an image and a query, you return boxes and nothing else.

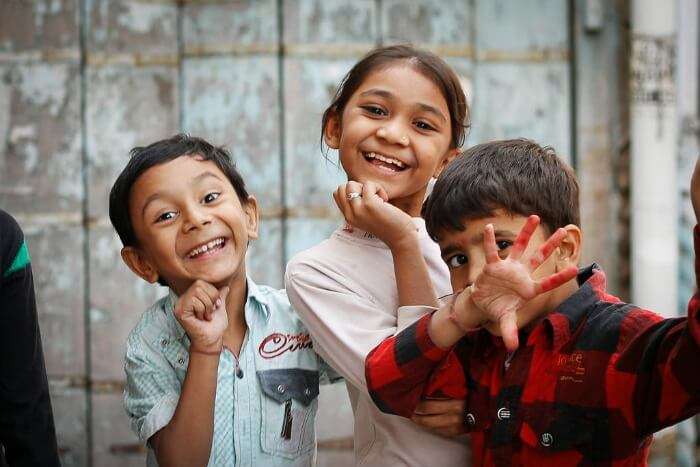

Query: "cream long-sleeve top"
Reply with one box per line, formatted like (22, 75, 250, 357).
(285, 218, 471, 466)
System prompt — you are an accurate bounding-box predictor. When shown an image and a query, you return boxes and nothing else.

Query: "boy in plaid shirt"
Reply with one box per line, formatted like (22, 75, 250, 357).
(363, 139, 700, 465)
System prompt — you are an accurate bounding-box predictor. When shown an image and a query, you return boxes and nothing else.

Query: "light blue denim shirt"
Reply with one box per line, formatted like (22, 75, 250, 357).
(123, 277, 340, 466)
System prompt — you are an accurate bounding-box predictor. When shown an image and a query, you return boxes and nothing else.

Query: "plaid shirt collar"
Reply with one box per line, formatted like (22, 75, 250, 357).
(470, 264, 607, 357)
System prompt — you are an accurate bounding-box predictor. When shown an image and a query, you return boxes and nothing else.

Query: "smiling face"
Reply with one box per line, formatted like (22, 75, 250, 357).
(122, 155, 258, 295)
(438, 210, 580, 335)
(324, 63, 458, 216)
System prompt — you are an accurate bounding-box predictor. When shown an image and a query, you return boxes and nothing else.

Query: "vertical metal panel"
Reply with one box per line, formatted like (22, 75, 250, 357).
(182, 56, 282, 211)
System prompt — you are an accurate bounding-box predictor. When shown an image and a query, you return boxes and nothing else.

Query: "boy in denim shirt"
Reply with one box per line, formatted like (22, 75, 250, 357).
(109, 134, 338, 466)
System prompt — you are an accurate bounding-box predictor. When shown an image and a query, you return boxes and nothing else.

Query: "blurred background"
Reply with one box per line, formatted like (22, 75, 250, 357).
(0, 0, 698, 466)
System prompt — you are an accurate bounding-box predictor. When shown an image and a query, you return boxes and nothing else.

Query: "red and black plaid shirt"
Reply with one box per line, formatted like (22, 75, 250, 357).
(366, 227, 700, 466)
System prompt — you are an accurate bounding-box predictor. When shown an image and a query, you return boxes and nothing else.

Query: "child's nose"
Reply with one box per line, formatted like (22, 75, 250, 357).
(182, 205, 211, 231)
(376, 123, 409, 147)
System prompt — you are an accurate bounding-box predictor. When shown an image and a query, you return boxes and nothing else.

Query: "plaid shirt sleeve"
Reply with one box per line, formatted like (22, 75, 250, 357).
(611, 225, 700, 436)
(365, 312, 455, 418)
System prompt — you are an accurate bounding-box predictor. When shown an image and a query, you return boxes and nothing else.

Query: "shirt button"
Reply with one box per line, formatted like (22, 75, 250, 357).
(277, 384, 286, 393)
(541, 432, 553, 447)
(177, 357, 185, 365)
(465, 413, 476, 426)
(497, 407, 511, 420)
(304, 388, 311, 396)
(161, 338, 168, 347)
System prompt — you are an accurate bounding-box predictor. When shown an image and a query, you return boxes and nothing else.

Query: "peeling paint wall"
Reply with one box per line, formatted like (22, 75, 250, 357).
(0, 1, 638, 466)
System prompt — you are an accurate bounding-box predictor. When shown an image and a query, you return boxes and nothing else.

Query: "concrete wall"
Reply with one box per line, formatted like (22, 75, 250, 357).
(2, 1, 675, 466)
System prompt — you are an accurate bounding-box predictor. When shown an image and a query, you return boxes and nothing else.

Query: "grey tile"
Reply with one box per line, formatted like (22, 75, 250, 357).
(86, 65, 179, 219)
(183, 0, 278, 54)
(85, 0, 177, 60)
(89, 226, 168, 382)
(470, 62, 571, 160)
(0, 0, 79, 59)
(92, 392, 146, 467)
(283, 58, 354, 210)
(284, 0, 377, 47)
(0, 63, 82, 214)
(23, 224, 86, 377)
(382, 0, 473, 48)
(183, 55, 281, 210)
(50, 386, 88, 467)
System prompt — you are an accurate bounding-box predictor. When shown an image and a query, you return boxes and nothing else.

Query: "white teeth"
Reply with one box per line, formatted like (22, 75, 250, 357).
(365, 152, 405, 169)
(187, 237, 225, 258)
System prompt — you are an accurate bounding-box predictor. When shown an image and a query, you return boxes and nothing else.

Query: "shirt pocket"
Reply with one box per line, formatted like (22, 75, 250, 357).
(518, 404, 606, 456)
(257, 368, 320, 459)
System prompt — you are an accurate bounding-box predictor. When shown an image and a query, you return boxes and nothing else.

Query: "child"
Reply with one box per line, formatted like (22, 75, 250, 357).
(365, 139, 700, 465)
(285, 45, 472, 466)
(109, 134, 338, 467)
(0, 209, 60, 467)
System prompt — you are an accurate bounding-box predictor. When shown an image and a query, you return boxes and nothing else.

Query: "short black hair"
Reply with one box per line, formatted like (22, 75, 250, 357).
(423, 138, 579, 240)
(109, 133, 250, 250)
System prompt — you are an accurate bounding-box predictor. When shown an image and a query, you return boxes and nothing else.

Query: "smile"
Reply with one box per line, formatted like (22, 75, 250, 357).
(186, 237, 227, 259)
(363, 152, 407, 171)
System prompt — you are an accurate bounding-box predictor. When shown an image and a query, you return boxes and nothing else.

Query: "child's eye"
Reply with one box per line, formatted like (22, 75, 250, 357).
(155, 211, 177, 223)
(203, 192, 220, 203)
(361, 105, 386, 116)
(446, 254, 467, 268)
(415, 120, 436, 131)
(496, 240, 512, 251)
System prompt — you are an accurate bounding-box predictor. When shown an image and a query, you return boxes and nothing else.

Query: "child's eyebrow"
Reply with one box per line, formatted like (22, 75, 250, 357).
(191, 171, 224, 184)
(469, 229, 517, 245)
(358, 88, 446, 123)
(439, 244, 461, 258)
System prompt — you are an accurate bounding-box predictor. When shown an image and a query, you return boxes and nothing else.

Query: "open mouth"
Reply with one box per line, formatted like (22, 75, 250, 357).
(186, 237, 227, 259)
(363, 152, 408, 172)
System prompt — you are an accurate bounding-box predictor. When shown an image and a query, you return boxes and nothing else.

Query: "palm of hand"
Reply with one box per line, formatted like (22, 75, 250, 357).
(471, 260, 538, 323)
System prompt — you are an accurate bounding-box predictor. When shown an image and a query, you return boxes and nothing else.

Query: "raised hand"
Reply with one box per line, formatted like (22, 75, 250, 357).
(333, 180, 416, 248)
(466, 215, 578, 351)
(174, 280, 229, 354)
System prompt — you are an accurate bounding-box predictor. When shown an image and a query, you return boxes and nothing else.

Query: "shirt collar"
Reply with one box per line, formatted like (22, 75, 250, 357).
(337, 217, 430, 246)
(163, 275, 272, 340)
(543, 263, 607, 352)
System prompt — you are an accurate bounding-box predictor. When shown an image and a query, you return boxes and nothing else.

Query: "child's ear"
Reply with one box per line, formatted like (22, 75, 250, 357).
(555, 224, 582, 271)
(323, 111, 341, 149)
(121, 246, 160, 284)
(433, 148, 461, 178)
(243, 195, 260, 240)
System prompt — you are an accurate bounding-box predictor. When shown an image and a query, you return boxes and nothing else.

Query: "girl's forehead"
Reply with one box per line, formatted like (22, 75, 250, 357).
(354, 64, 448, 106)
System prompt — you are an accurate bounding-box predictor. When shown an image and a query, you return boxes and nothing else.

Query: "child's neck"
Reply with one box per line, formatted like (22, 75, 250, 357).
(221, 271, 249, 357)
(390, 189, 427, 217)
